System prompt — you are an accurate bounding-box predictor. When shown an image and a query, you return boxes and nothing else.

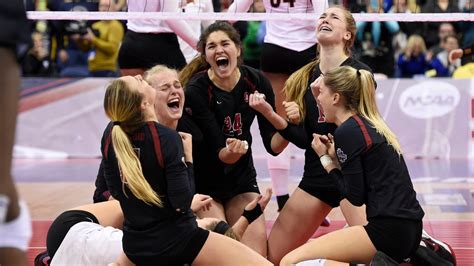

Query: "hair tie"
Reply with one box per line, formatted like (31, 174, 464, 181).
(356, 69, 361, 76)
(113, 121, 121, 126)
(213, 221, 231, 235)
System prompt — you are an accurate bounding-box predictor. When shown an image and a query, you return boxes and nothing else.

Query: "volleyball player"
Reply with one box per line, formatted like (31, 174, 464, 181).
(248, 6, 372, 264)
(100, 74, 272, 265)
(0, 2, 31, 265)
(280, 65, 425, 265)
(228, 0, 328, 212)
(180, 21, 289, 256)
(118, 0, 198, 76)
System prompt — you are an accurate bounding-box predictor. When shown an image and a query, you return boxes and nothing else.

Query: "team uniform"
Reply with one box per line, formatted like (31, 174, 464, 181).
(46, 210, 123, 265)
(331, 114, 425, 262)
(184, 65, 280, 200)
(118, 0, 197, 70)
(0, 1, 29, 54)
(101, 122, 208, 265)
(279, 58, 372, 208)
(93, 114, 201, 203)
(228, 0, 327, 74)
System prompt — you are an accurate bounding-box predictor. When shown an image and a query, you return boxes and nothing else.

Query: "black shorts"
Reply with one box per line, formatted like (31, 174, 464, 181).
(298, 174, 341, 208)
(127, 227, 209, 266)
(0, 1, 29, 51)
(46, 210, 99, 259)
(118, 30, 187, 70)
(198, 177, 261, 203)
(364, 216, 423, 263)
(260, 43, 317, 74)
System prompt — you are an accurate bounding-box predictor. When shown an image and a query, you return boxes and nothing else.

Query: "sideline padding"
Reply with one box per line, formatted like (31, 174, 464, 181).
(27, 11, 474, 22)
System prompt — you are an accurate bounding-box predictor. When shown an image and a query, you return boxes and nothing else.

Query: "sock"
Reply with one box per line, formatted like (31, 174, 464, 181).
(296, 258, 326, 265)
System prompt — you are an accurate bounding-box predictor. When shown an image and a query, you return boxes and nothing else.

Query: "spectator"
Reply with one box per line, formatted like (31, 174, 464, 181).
(72, 0, 124, 77)
(397, 34, 431, 77)
(421, 0, 459, 49)
(428, 22, 456, 57)
(22, 32, 55, 77)
(429, 34, 461, 77)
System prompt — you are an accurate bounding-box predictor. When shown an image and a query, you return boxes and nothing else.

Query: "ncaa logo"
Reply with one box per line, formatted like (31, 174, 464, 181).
(398, 81, 460, 119)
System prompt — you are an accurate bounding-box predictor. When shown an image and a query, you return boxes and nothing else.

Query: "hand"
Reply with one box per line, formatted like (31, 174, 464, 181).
(83, 28, 95, 42)
(196, 217, 221, 230)
(311, 133, 330, 157)
(326, 133, 336, 160)
(283, 101, 301, 124)
(449, 48, 463, 63)
(191, 194, 213, 212)
(225, 138, 248, 155)
(244, 188, 272, 211)
(178, 132, 193, 162)
(249, 90, 273, 116)
(58, 49, 69, 63)
(310, 75, 323, 99)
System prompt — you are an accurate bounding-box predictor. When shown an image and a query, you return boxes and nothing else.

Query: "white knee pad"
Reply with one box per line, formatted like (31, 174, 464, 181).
(267, 149, 291, 169)
(0, 200, 32, 251)
(295, 259, 326, 265)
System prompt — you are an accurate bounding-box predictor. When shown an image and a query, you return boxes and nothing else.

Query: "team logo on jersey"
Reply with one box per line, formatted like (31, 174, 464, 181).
(244, 92, 249, 103)
(336, 148, 347, 163)
(185, 107, 192, 115)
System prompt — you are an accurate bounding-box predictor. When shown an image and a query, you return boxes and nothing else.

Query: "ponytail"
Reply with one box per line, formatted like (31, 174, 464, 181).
(179, 56, 209, 88)
(284, 59, 318, 121)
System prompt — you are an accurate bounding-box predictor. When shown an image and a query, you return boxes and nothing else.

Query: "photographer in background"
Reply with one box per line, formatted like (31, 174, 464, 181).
(72, 0, 124, 77)
(48, 0, 99, 77)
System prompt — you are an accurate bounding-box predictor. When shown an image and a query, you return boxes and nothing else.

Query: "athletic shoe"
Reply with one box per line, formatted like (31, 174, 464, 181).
(420, 230, 456, 265)
(370, 251, 399, 266)
(34, 250, 50, 266)
(320, 217, 331, 227)
(412, 245, 453, 266)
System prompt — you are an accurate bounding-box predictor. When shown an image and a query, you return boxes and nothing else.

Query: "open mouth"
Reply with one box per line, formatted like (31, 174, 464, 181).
(167, 98, 180, 111)
(216, 57, 229, 69)
(319, 25, 332, 32)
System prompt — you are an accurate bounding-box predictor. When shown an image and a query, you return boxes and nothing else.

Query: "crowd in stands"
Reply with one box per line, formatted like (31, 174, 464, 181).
(20, 0, 474, 78)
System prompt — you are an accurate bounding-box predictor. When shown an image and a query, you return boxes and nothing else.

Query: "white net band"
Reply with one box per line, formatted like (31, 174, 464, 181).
(27, 11, 474, 22)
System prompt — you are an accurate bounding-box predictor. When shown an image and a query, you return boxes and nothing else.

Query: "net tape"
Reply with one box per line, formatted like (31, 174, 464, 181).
(27, 11, 474, 22)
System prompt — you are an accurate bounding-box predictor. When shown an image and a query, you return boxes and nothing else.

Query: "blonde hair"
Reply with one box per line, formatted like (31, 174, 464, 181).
(405, 34, 427, 54)
(324, 66, 402, 154)
(284, 6, 356, 121)
(104, 79, 163, 207)
(207, 220, 240, 241)
(144, 64, 177, 83)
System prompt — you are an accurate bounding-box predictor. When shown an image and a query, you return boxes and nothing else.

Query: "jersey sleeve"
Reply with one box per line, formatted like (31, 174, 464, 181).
(93, 160, 110, 203)
(159, 126, 194, 213)
(331, 121, 368, 206)
(278, 122, 308, 149)
(185, 83, 227, 156)
(255, 72, 279, 156)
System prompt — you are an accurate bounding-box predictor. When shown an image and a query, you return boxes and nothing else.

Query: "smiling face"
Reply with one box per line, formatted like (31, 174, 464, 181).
(316, 7, 355, 54)
(147, 69, 184, 127)
(204, 30, 241, 80)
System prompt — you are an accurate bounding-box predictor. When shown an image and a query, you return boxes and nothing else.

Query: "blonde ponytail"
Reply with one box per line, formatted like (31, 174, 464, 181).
(284, 59, 318, 121)
(357, 70, 402, 155)
(104, 79, 163, 206)
(324, 67, 402, 154)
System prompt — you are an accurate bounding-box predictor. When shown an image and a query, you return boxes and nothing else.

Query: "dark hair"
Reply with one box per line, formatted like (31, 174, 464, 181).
(179, 21, 243, 87)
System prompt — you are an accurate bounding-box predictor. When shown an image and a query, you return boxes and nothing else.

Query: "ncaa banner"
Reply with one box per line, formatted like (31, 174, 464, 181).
(375, 78, 471, 160)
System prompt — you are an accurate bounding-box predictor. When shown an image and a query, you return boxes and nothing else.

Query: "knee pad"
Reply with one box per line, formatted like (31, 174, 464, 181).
(0, 200, 32, 251)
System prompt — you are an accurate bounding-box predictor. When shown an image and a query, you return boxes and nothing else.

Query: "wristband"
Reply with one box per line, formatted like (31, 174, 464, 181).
(320, 154, 333, 168)
(242, 203, 263, 224)
(213, 221, 231, 235)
